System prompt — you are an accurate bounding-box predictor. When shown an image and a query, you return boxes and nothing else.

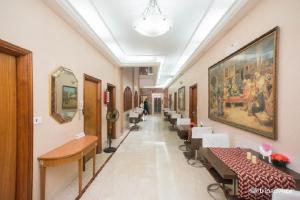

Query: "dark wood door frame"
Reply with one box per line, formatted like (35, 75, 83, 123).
(174, 92, 177, 111)
(84, 74, 102, 153)
(189, 84, 197, 124)
(107, 83, 116, 138)
(0, 39, 33, 200)
(169, 94, 172, 109)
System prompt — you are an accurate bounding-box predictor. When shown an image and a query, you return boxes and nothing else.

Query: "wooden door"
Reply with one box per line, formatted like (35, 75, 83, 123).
(107, 84, 116, 139)
(0, 40, 33, 200)
(174, 92, 177, 111)
(189, 84, 198, 124)
(154, 97, 162, 113)
(0, 53, 17, 200)
(84, 75, 101, 153)
(0, 39, 33, 200)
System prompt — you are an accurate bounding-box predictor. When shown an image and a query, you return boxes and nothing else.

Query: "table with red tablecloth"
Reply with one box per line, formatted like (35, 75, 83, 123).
(210, 148, 296, 200)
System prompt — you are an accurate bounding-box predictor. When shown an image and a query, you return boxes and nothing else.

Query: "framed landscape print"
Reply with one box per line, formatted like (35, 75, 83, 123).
(208, 27, 278, 139)
(178, 86, 185, 111)
(62, 85, 78, 109)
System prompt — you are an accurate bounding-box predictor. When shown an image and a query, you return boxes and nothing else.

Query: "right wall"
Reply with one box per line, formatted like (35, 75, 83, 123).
(168, 0, 300, 172)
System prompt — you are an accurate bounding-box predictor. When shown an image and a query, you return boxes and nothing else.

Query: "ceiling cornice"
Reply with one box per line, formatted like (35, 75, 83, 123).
(43, 0, 258, 88)
(165, 0, 260, 88)
(43, 0, 122, 66)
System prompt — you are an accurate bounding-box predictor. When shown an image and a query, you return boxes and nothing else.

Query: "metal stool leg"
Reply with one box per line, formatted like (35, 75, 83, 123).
(207, 183, 222, 200)
(207, 182, 233, 200)
(187, 150, 205, 168)
(207, 183, 221, 192)
(178, 140, 190, 151)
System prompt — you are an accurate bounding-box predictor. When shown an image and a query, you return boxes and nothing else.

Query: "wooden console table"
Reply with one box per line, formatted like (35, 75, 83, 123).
(38, 135, 98, 200)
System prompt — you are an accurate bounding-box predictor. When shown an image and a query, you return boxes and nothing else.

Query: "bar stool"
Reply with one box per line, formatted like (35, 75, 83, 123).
(129, 111, 141, 131)
(169, 113, 181, 130)
(134, 107, 144, 121)
(202, 133, 232, 198)
(164, 110, 175, 121)
(167, 110, 176, 121)
(176, 118, 191, 151)
(187, 126, 213, 167)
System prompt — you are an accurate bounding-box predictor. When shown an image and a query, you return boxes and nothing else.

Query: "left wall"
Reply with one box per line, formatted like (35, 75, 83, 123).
(120, 67, 139, 132)
(0, 0, 123, 199)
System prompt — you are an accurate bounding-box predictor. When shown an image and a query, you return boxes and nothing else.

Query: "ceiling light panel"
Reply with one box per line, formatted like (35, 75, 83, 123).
(66, 0, 124, 60)
(171, 0, 237, 76)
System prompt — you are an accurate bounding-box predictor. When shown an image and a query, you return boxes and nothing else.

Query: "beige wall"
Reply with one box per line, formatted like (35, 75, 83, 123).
(0, 0, 124, 199)
(134, 68, 140, 93)
(121, 67, 138, 132)
(168, 0, 300, 173)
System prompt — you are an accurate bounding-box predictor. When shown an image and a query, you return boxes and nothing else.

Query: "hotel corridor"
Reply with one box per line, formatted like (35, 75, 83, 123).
(2, 1, 300, 199)
(80, 115, 225, 200)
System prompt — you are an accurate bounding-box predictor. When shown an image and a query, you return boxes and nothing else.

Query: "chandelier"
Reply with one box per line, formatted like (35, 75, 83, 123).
(133, 0, 172, 37)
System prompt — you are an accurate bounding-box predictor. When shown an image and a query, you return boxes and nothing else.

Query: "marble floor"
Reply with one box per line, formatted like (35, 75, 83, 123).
(54, 131, 129, 200)
(79, 115, 226, 200)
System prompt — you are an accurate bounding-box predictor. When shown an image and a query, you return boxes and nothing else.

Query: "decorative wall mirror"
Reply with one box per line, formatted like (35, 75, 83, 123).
(51, 67, 78, 123)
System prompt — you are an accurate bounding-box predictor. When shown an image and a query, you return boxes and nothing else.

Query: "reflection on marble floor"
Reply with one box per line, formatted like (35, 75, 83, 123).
(78, 115, 226, 200)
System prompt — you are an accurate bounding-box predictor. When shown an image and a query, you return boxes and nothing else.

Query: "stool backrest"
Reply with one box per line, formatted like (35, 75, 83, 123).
(129, 111, 139, 118)
(168, 110, 176, 115)
(202, 133, 229, 148)
(171, 113, 181, 119)
(163, 108, 169, 112)
(135, 107, 143, 114)
(176, 118, 191, 125)
(192, 127, 213, 139)
(272, 189, 300, 200)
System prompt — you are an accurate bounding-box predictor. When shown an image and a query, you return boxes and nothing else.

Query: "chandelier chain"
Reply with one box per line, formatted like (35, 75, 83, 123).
(143, 0, 162, 16)
(133, 0, 171, 37)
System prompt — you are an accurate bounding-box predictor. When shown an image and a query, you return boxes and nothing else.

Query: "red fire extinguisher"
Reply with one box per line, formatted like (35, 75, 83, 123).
(104, 90, 110, 105)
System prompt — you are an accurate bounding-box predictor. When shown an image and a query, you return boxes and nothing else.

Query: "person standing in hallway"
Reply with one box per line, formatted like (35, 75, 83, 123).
(144, 98, 150, 115)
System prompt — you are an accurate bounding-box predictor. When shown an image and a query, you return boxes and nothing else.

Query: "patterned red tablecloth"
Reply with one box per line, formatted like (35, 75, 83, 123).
(210, 148, 296, 200)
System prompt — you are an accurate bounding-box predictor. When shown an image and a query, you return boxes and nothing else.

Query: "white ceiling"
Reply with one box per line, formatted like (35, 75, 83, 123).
(44, 0, 255, 88)
(91, 0, 212, 87)
(91, 0, 212, 56)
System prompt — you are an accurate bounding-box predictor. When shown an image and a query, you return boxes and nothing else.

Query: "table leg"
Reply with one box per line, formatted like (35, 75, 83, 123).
(78, 158, 83, 194)
(233, 178, 237, 195)
(40, 165, 46, 200)
(83, 156, 86, 171)
(93, 147, 96, 177)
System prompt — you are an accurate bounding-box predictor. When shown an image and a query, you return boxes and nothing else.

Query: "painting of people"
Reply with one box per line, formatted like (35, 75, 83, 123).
(208, 28, 278, 139)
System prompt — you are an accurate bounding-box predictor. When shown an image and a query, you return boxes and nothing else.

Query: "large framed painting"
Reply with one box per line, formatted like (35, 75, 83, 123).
(62, 85, 78, 109)
(178, 86, 185, 111)
(208, 27, 278, 139)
